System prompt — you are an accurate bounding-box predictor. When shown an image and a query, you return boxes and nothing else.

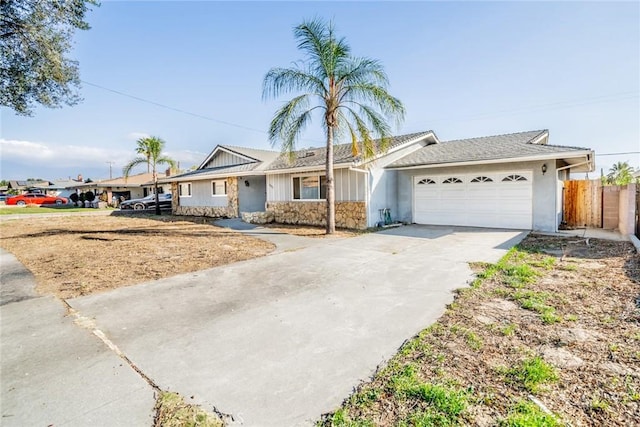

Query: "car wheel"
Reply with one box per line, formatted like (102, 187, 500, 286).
(17, 201, 26, 206)
(55, 199, 63, 205)
(134, 203, 145, 210)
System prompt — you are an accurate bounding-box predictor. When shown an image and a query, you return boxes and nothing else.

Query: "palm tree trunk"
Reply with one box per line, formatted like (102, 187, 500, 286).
(326, 126, 336, 234)
(153, 166, 161, 215)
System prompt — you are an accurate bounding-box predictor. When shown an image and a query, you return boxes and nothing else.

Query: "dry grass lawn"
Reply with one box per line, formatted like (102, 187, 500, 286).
(0, 215, 275, 299)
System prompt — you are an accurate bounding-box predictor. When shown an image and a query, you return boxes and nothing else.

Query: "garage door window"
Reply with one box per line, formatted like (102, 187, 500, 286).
(471, 176, 493, 183)
(442, 177, 463, 184)
(417, 178, 436, 185)
(502, 174, 527, 182)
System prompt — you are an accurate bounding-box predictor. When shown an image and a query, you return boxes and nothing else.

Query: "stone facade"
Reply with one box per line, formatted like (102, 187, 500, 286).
(172, 177, 239, 218)
(266, 201, 367, 229)
(241, 211, 275, 225)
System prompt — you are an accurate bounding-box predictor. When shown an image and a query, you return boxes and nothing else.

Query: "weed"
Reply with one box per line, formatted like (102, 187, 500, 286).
(558, 263, 578, 272)
(503, 357, 558, 393)
(153, 391, 222, 427)
(326, 409, 374, 427)
(588, 397, 610, 413)
(512, 290, 560, 324)
(498, 400, 560, 426)
(565, 314, 578, 322)
(624, 376, 640, 402)
(350, 388, 380, 407)
(529, 256, 556, 270)
(501, 323, 518, 336)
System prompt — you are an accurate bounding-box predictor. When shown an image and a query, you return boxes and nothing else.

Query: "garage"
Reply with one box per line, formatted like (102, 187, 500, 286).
(413, 171, 533, 229)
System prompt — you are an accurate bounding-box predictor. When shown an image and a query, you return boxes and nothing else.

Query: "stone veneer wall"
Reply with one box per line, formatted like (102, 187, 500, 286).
(172, 177, 239, 218)
(266, 201, 367, 229)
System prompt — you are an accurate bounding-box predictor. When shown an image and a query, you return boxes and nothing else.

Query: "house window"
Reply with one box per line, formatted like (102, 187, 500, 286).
(502, 174, 527, 182)
(417, 178, 436, 185)
(211, 180, 227, 196)
(293, 175, 327, 200)
(179, 182, 192, 197)
(471, 176, 493, 183)
(442, 177, 463, 184)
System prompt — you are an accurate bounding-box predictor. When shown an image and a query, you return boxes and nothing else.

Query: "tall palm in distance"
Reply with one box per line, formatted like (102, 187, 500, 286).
(263, 18, 405, 234)
(606, 161, 635, 185)
(136, 137, 152, 173)
(123, 136, 176, 215)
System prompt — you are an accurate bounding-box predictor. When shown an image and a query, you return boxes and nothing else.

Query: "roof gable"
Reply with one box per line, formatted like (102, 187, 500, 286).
(197, 145, 280, 170)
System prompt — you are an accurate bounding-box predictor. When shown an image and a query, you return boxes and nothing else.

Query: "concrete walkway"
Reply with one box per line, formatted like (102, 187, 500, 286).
(0, 249, 156, 426)
(66, 225, 526, 426)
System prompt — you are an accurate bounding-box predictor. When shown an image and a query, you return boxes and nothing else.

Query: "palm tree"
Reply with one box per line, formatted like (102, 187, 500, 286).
(136, 137, 152, 173)
(606, 161, 634, 185)
(123, 136, 176, 215)
(263, 18, 405, 234)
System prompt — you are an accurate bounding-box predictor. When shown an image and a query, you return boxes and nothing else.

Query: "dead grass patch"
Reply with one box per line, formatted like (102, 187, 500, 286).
(0, 215, 274, 299)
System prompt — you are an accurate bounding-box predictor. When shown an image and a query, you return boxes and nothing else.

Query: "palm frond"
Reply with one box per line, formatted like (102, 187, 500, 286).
(262, 67, 326, 100)
(122, 157, 148, 178)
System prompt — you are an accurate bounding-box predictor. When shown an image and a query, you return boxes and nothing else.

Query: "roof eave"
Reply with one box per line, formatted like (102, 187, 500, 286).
(161, 170, 267, 183)
(265, 163, 353, 175)
(387, 150, 595, 170)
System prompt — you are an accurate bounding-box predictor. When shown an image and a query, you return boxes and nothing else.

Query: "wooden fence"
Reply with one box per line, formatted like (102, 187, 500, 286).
(563, 180, 602, 228)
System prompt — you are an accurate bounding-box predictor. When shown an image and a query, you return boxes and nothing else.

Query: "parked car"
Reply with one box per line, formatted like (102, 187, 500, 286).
(6, 193, 67, 206)
(119, 193, 172, 210)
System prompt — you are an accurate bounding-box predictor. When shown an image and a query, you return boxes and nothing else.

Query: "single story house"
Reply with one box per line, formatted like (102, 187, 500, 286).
(162, 129, 594, 232)
(68, 172, 172, 203)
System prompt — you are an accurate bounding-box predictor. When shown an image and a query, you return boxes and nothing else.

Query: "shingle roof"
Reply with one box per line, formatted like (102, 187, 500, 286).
(162, 163, 261, 182)
(388, 130, 591, 168)
(266, 131, 436, 170)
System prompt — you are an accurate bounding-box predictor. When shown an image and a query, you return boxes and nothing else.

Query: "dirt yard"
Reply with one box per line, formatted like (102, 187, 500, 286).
(321, 234, 640, 426)
(0, 215, 275, 299)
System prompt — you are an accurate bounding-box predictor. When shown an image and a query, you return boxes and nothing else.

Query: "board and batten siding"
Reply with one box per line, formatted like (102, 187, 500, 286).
(267, 169, 366, 202)
(179, 180, 227, 207)
(204, 151, 252, 169)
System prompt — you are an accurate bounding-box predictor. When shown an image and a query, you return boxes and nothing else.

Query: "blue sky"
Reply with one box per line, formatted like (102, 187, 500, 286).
(1, 1, 638, 181)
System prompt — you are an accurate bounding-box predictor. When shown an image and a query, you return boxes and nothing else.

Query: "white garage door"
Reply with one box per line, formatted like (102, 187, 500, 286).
(413, 171, 533, 229)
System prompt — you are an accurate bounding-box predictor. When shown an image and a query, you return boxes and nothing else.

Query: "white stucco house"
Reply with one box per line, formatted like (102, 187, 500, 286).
(162, 129, 594, 232)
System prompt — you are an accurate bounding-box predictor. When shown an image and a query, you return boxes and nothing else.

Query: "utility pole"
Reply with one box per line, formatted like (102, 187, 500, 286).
(106, 161, 114, 179)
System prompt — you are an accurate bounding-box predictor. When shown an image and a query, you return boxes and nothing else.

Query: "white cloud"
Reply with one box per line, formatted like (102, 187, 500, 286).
(0, 138, 132, 168)
(0, 139, 207, 176)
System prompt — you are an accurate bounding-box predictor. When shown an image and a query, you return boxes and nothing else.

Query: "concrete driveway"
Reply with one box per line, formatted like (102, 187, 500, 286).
(66, 225, 526, 426)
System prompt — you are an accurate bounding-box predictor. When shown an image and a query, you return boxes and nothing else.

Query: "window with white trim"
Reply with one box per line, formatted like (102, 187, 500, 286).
(211, 180, 227, 196)
(292, 175, 327, 200)
(179, 182, 192, 197)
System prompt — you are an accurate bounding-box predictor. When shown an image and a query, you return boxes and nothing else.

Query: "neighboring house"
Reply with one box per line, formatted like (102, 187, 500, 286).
(68, 172, 171, 203)
(164, 129, 594, 232)
(8, 179, 52, 193)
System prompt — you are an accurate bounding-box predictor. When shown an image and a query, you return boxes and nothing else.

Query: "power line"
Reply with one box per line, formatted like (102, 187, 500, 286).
(81, 80, 273, 136)
(597, 151, 640, 156)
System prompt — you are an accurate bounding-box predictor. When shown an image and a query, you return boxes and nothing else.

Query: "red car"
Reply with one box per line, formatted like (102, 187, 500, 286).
(6, 193, 68, 206)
